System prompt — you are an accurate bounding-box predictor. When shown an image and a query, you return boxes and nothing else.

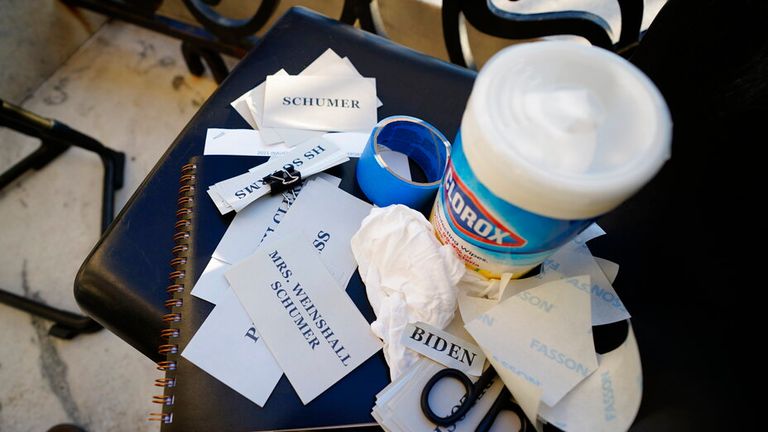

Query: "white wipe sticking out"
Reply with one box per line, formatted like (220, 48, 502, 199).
(351, 205, 465, 380)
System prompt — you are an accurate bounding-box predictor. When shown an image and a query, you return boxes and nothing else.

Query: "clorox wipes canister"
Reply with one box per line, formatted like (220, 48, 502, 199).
(431, 41, 672, 278)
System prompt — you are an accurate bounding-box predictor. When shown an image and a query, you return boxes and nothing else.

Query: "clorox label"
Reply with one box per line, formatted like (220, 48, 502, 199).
(442, 164, 526, 249)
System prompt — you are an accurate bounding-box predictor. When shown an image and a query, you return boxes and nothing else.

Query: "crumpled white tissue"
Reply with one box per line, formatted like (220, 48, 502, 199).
(351, 204, 465, 380)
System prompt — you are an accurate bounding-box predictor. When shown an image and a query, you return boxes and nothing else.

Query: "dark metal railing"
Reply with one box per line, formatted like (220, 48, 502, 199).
(62, 0, 645, 81)
(0, 99, 125, 339)
(63, 0, 377, 83)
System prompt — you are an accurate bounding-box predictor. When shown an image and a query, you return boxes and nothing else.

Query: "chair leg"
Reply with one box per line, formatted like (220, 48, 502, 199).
(181, 41, 229, 84)
(46, 423, 88, 432)
(0, 140, 69, 189)
(1, 99, 125, 338)
(0, 290, 102, 339)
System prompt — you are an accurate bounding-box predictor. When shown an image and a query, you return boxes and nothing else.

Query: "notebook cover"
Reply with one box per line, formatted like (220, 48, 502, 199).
(74, 5, 474, 363)
(159, 155, 389, 431)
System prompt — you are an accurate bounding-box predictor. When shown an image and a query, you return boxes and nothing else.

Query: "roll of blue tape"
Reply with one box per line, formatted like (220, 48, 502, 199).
(356, 116, 451, 209)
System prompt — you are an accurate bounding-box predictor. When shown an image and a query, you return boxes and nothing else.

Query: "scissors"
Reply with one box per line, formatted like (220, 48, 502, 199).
(420, 366, 531, 432)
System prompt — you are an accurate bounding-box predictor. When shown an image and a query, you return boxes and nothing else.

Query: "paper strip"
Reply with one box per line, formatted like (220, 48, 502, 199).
(208, 140, 348, 214)
(401, 322, 486, 376)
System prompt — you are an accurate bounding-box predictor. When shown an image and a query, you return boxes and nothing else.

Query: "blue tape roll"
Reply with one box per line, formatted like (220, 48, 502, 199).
(356, 116, 451, 209)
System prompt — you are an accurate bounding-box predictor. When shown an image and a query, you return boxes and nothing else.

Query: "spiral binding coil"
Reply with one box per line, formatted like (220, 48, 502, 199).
(149, 162, 196, 424)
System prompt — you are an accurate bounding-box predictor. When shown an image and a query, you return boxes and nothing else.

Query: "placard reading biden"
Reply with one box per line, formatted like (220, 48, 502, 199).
(262, 75, 378, 132)
(226, 233, 382, 404)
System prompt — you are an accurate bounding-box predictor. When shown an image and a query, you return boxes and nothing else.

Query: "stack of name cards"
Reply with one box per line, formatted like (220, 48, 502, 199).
(371, 319, 513, 432)
(231, 48, 381, 147)
(183, 177, 382, 406)
(372, 358, 509, 432)
(205, 48, 386, 215)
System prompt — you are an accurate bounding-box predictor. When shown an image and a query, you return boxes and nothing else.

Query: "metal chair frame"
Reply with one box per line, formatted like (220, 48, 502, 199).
(0, 99, 125, 339)
(62, 0, 644, 80)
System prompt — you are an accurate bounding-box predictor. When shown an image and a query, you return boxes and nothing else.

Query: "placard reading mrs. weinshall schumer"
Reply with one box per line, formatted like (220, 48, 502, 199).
(226, 233, 383, 404)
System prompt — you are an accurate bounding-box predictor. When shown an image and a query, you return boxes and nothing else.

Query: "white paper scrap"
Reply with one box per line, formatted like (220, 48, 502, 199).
(594, 257, 620, 284)
(266, 127, 326, 147)
(340, 57, 382, 107)
(181, 288, 283, 407)
(575, 223, 606, 244)
(297, 48, 347, 76)
(401, 322, 486, 376)
(226, 234, 382, 404)
(203, 129, 292, 156)
(206, 170, 250, 214)
(458, 287, 547, 427)
(541, 243, 630, 326)
(190, 256, 231, 304)
(457, 292, 497, 325)
(244, 69, 289, 130)
(465, 276, 598, 407)
(263, 75, 378, 132)
(231, 90, 260, 129)
(259, 125, 286, 145)
(538, 325, 643, 432)
(299, 49, 381, 107)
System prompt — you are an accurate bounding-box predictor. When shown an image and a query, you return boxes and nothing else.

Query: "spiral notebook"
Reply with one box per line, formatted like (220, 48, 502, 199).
(151, 155, 390, 431)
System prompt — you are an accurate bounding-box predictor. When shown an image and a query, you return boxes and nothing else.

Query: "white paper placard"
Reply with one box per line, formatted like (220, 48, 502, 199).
(401, 321, 485, 376)
(262, 75, 377, 132)
(181, 288, 283, 407)
(225, 234, 382, 404)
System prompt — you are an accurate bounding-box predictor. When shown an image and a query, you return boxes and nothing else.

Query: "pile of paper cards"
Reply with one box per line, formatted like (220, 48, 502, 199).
(204, 48, 416, 214)
(184, 176, 382, 405)
(233, 48, 379, 136)
(373, 349, 512, 432)
(217, 48, 381, 155)
(372, 226, 643, 432)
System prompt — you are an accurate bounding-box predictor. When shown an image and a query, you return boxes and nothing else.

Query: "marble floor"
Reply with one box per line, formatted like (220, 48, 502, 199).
(1, 2, 666, 431)
(0, 21, 218, 432)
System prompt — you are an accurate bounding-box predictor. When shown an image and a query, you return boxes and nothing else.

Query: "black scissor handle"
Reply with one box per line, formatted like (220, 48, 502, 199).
(420, 368, 478, 426)
(475, 387, 529, 432)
